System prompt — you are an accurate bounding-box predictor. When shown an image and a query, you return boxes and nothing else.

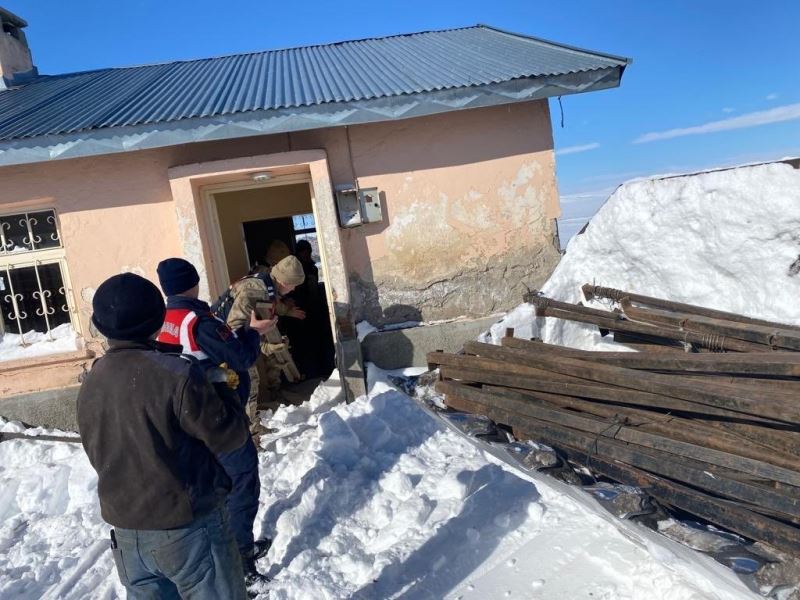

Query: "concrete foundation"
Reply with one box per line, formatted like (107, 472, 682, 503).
(0, 316, 492, 428)
(0, 386, 79, 432)
(360, 315, 502, 370)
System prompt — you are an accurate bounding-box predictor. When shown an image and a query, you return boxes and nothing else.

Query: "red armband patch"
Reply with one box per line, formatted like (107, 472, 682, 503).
(216, 326, 233, 341)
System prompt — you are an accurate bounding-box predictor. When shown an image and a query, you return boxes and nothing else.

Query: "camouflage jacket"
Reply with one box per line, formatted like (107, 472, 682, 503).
(226, 276, 290, 354)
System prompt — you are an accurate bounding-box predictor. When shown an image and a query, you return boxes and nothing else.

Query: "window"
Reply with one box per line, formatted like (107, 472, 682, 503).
(292, 213, 318, 256)
(0, 209, 76, 351)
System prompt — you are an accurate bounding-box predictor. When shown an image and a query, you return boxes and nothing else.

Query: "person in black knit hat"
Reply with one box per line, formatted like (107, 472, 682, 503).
(78, 272, 250, 598)
(156, 257, 273, 577)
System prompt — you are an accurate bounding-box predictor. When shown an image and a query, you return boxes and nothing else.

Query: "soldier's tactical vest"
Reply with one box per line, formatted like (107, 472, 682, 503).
(211, 272, 275, 322)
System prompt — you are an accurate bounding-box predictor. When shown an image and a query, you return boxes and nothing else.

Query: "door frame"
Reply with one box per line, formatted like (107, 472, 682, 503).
(168, 149, 364, 400)
(202, 172, 312, 289)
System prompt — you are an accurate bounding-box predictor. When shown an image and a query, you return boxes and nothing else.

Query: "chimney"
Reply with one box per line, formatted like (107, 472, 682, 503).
(0, 6, 36, 89)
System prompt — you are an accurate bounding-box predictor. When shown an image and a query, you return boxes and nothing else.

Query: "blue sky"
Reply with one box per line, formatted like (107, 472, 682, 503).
(6, 1, 799, 238)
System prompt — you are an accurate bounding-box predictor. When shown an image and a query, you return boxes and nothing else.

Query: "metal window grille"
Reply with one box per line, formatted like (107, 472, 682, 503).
(0, 209, 61, 254)
(0, 209, 75, 347)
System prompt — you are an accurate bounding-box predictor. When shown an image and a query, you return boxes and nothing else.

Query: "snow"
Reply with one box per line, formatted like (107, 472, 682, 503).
(488, 162, 800, 349)
(0, 419, 122, 599)
(0, 370, 757, 599)
(0, 323, 78, 362)
(255, 368, 757, 599)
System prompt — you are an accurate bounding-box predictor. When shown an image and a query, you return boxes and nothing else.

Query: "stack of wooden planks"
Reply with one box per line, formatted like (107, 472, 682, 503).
(524, 284, 800, 352)
(428, 288, 800, 556)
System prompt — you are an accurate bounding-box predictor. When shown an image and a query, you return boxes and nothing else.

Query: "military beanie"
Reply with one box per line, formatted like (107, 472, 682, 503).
(271, 255, 305, 288)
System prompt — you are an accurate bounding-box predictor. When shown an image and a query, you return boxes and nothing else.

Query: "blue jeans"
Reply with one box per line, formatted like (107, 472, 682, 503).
(111, 506, 246, 599)
(217, 436, 260, 556)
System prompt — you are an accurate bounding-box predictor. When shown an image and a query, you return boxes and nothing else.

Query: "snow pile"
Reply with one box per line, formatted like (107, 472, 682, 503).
(0, 419, 123, 599)
(0, 372, 757, 599)
(488, 161, 800, 349)
(0, 323, 78, 362)
(252, 368, 754, 599)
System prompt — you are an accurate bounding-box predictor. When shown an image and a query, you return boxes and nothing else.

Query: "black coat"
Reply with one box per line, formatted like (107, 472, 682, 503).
(77, 340, 250, 530)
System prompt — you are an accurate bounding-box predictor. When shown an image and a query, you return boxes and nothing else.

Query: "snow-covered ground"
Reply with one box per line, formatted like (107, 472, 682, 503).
(0, 368, 757, 599)
(0, 323, 78, 362)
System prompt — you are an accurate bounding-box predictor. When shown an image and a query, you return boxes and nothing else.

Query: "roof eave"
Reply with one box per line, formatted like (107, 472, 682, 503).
(0, 66, 624, 168)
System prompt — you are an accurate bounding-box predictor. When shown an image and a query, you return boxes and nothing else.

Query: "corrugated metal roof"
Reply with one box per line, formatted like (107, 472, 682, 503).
(0, 25, 629, 143)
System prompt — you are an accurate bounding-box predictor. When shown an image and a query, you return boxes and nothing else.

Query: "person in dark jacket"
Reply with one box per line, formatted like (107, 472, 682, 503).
(77, 272, 249, 599)
(156, 257, 273, 574)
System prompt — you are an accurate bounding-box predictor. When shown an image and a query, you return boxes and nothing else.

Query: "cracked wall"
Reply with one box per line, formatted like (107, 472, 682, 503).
(341, 101, 562, 324)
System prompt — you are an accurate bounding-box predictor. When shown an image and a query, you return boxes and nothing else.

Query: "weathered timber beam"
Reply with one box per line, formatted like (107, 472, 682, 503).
(611, 331, 690, 352)
(582, 284, 800, 332)
(463, 341, 800, 424)
(438, 388, 800, 551)
(621, 299, 800, 351)
(676, 373, 800, 394)
(713, 420, 800, 457)
(502, 379, 800, 458)
(426, 351, 589, 385)
(477, 383, 798, 472)
(535, 304, 768, 353)
(438, 363, 786, 428)
(487, 407, 800, 519)
(500, 337, 800, 376)
(522, 293, 624, 321)
(532, 432, 800, 555)
(436, 380, 800, 487)
(723, 497, 800, 528)
(500, 339, 800, 395)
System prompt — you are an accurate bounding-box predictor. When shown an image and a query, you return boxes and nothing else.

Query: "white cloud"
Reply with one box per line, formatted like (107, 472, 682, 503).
(633, 103, 800, 144)
(556, 142, 600, 156)
(766, 93, 779, 100)
(722, 107, 735, 113)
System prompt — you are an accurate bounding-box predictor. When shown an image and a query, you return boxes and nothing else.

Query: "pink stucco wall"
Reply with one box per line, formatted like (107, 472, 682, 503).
(0, 100, 561, 395)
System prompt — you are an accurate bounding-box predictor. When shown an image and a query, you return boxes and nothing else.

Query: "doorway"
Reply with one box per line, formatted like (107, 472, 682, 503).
(210, 179, 336, 405)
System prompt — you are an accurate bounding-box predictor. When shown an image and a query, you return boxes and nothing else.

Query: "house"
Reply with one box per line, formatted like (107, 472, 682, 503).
(0, 6, 629, 420)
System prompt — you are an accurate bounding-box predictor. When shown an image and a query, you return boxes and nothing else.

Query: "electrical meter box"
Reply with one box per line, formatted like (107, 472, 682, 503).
(335, 185, 362, 228)
(358, 187, 383, 224)
(336, 184, 384, 227)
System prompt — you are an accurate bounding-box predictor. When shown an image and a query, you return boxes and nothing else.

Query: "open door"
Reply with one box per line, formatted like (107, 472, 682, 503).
(211, 180, 336, 402)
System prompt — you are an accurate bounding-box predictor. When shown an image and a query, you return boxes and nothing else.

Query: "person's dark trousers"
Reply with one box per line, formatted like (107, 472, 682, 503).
(111, 506, 246, 599)
(217, 436, 260, 557)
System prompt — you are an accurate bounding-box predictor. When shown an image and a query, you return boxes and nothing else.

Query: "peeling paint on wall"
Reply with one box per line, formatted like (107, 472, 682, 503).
(351, 157, 559, 324)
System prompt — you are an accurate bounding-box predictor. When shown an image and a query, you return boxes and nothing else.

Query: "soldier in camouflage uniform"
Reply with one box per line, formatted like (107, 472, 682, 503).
(226, 255, 306, 427)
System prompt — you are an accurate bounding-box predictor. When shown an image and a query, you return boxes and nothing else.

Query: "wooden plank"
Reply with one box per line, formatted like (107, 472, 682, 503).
(483, 408, 800, 520)
(427, 351, 592, 385)
(439, 388, 800, 550)
(437, 381, 800, 487)
(582, 284, 800, 332)
(539, 435, 800, 555)
(476, 382, 799, 472)
(621, 299, 800, 351)
(501, 337, 800, 376)
(611, 331, 690, 352)
(535, 304, 769, 352)
(676, 373, 800, 394)
(438, 363, 787, 427)
(463, 341, 800, 424)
